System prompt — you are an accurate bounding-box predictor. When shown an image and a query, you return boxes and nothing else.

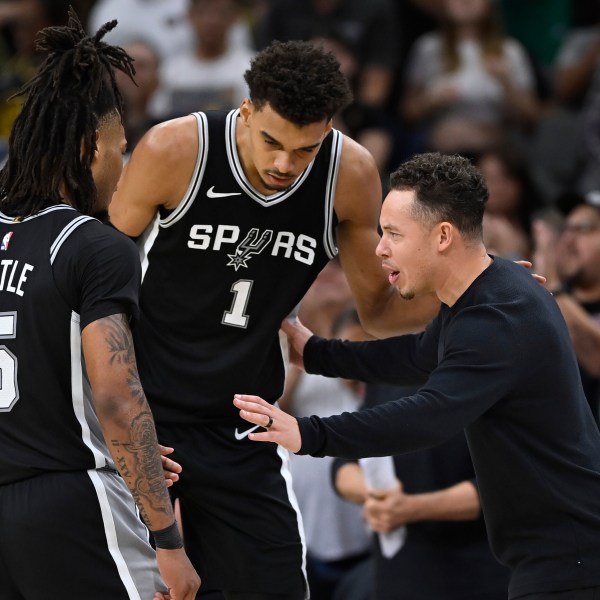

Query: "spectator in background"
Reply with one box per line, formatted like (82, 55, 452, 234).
(0, 0, 70, 148)
(551, 19, 600, 197)
(475, 143, 543, 260)
(554, 18, 600, 111)
(150, 0, 255, 120)
(333, 381, 509, 600)
(532, 190, 600, 427)
(312, 35, 396, 182)
(88, 0, 255, 63)
(115, 39, 161, 154)
(87, 0, 195, 61)
(400, 0, 540, 154)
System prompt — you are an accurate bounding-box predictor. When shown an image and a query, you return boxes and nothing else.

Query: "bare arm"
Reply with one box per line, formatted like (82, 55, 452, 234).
(334, 136, 441, 337)
(109, 115, 199, 237)
(400, 81, 458, 125)
(364, 480, 480, 534)
(481, 53, 540, 129)
(555, 38, 600, 104)
(335, 461, 480, 533)
(556, 294, 600, 376)
(335, 462, 369, 504)
(82, 314, 200, 599)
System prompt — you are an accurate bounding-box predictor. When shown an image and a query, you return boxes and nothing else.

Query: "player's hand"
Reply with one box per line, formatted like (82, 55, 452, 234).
(280, 318, 314, 368)
(514, 260, 546, 284)
(156, 548, 200, 600)
(234, 394, 302, 453)
(159, 445, 181, 487)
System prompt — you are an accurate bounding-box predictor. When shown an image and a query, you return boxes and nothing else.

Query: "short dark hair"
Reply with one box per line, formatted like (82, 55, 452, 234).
(389, 152, 488, 241)
(244, 40, 352, 126)
(0, 7, 135, 217)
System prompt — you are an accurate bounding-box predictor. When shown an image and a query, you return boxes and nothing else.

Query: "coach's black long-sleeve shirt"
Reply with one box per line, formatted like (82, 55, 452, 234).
(297, 256, 600, 599)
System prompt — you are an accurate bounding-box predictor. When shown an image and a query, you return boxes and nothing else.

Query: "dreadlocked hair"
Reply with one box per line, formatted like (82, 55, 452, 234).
(0, 6, 135, 217)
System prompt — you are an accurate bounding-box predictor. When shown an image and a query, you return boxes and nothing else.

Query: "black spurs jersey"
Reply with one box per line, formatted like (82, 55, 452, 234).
(0, 205, 141, 485)
(136, 109, 342, 424)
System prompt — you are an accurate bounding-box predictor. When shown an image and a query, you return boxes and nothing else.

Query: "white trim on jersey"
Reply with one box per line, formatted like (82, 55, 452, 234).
(276, 441, 309, 600)
(160, 111, 209, 228)
(225, 109, 315, 207)
(0, 203, 77, 224)
(324, 129, 342, 260)
(50, 215, 96, 265)
(87, 469, 143, 600)
(138, 213, 161, 282)
(70, 313, 107, 469)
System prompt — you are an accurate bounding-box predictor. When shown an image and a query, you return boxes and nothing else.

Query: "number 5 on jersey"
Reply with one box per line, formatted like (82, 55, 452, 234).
(0, 311, 18, 411)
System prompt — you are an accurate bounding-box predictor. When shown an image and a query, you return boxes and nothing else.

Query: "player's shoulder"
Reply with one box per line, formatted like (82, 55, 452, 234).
(72, 218, 139, 260)
(336, 132, 381, 193)
(338, 132, 378, 171)
(134, 114, 199, 164)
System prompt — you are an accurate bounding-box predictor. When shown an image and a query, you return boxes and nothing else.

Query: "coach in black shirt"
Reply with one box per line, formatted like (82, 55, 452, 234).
(235, 152, 600, 600)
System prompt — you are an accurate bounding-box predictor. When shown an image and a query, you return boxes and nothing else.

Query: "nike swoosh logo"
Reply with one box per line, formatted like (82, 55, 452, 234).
(234, 424, 261, 440)
(207, 186, 242, 198)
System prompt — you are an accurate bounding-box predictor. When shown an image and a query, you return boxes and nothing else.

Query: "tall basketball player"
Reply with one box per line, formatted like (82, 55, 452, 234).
(108, 40, 441, 599)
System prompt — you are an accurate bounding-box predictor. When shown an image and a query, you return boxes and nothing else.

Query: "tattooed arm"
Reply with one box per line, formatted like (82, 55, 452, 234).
(82, 313, 200, 599)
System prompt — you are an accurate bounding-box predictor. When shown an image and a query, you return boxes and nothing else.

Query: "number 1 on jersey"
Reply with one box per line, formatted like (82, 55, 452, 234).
(223, 279, 253, 328)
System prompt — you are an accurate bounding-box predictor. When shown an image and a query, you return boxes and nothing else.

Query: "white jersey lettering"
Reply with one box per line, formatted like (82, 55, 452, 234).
(0, 260, 34, 296)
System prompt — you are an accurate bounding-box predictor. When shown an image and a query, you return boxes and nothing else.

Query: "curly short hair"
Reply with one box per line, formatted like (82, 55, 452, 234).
(244, 40, 352, 126)
(389, 153, 488, 241)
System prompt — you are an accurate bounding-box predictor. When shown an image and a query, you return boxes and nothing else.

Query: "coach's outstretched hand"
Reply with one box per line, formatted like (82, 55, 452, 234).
(234, 394, 302, 453)
(280, 317, 314, 369)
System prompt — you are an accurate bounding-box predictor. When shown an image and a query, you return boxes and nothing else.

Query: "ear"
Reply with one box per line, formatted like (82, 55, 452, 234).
(323, 118, 334, 137)
(239, 99, 252, 126)
(437, 221, 453, 252)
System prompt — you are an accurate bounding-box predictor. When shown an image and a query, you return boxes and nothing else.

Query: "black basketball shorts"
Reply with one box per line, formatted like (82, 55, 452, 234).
(0, 469, 165, 599)
(158, 415, 308, 598)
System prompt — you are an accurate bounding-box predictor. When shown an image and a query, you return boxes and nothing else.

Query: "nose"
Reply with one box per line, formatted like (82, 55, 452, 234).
(273, 151, 294, 174)
(375, 237, 388, 258)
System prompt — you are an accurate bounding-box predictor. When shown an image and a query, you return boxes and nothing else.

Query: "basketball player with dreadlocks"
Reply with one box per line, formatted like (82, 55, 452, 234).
(0, 9, 200, 600)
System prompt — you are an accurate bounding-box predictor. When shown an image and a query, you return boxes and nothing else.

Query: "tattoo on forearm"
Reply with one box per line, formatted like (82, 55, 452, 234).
(104, 314, 135, 364)
(102, 314, 145, 403)
(111, 411, 173, 529)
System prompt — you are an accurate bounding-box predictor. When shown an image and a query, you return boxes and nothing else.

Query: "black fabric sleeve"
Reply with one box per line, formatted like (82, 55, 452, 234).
(297, 305, 521, 459)
(303, 322, 440, 385)
(53, 222, 141, 330)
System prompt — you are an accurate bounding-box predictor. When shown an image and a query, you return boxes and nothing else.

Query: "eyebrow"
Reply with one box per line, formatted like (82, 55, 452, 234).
(261, 130, 321, 153)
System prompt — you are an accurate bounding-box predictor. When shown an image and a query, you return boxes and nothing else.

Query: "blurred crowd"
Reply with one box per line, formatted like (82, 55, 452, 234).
(2, 1, 600, 256)
(3, 1, 600, 599)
